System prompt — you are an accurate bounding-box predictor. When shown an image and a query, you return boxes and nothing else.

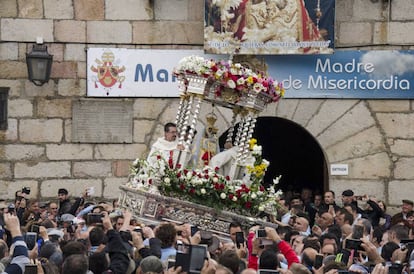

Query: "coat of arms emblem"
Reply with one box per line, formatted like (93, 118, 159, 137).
(90, 50, 126, 95)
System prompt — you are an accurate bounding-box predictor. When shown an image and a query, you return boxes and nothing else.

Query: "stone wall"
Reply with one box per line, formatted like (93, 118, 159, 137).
(0, 0, 414, 212)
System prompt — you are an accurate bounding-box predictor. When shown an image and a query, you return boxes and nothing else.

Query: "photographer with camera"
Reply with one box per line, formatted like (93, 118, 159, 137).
(57, 188, 87, 218)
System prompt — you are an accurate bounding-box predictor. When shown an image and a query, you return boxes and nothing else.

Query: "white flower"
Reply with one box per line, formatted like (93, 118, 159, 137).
(212, 177, 219, 183)
(227, 79, 236, 89)
(251, 193, 257, 199)
(252, 145, 262, 154)
(201, 188, 206, 195)
(195, 178, 203, 185)
(236, 77, 245, 85)
(220, 193, 226, 199)
(273, 176, 281, 185)
(262, 159, 270, 167)
(275, 189, 283, 198)
(164, 177, 171, 184)
(232, 196, 238, 202)
(187, 172, 193, 179)
(258, 205, 265, 212)
(216, 69, 224, 77)
(253, 82, 265, 93)
(133, 158, 139, 167)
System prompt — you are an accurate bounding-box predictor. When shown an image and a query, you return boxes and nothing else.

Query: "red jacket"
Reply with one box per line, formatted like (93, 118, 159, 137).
(247, 232, 299, 270)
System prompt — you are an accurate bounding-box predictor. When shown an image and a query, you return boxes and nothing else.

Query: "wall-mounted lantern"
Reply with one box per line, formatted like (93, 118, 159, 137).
(26, 44, 53, 86)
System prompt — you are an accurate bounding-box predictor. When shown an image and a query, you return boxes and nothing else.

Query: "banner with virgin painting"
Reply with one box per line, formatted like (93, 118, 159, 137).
(204, 0, 335, 55)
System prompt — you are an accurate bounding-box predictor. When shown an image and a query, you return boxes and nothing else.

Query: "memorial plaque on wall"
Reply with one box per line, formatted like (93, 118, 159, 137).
(72, 99, 133, 143)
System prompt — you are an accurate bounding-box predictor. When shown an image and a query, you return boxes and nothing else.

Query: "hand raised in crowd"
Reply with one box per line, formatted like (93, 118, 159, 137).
(235, 241, 247, 258)
(4, 213, 22, 237)
(249, 225, 261, 233)
(370, 263, 387, 274)
(251, 237, 262, 257)
(312, 264, 324, 274)
(391, 246, 408, 263)
(166, 266, 182, 274)
(28, 243, 38, 260)
(200, 258, 216, 274)
(360, 237, 384, 264)
(101, 211, 113, 231)
(82, 188, 89, 198)
(176, 223, 191, 244)
(142, 225, 155, 239)
(120, 209, 132, 231)
(312, 224, 323, 236)
(35, 259, 45, 274)
(265, 226, 282, 243)
(191, 230, 202, 245)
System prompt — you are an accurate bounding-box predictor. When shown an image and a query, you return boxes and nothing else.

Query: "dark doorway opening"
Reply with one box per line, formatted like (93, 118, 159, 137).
(219, 116, 328, 196)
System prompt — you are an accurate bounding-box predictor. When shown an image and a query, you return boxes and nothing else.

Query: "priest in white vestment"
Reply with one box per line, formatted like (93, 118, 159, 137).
(147, 122, 180, 166)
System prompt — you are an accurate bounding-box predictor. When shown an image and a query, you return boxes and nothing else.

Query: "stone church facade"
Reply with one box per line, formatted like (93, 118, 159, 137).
(1, 0, 414, 213)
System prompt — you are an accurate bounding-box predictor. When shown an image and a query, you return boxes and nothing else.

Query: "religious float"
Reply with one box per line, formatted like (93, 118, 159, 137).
(119, 55, 284, 236)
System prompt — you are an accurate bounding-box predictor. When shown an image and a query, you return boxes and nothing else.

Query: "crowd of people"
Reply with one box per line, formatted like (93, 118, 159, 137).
(0, 185, 413, 274)
(1, 121, 414, 274)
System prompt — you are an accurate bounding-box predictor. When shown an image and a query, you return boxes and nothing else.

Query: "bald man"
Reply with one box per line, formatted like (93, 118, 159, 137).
(301, 247, 318, 269)
(313, 211, 334, 236)
(293, 216, 310, 236)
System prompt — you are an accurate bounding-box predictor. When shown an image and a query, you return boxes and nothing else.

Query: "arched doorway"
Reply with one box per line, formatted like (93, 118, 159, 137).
(219, 116, 328, 196)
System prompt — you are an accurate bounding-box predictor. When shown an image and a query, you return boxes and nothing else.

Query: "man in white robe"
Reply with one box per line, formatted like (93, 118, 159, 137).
(147, 123, 179, 166)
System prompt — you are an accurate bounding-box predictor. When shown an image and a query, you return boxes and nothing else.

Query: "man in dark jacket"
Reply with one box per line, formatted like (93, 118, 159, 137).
(58, 188, 85, 218)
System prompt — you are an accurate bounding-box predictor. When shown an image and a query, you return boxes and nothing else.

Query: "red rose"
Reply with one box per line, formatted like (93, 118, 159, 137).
(184, 169, 188, 175)
(245, 201, 252, 208)
(189, 188, 195, 194)
(230, 74, 238, 82)
(215, 166, 220, 172)
(180, 184, 185, 190)
(229, 194, 234, 200)
(260, 186, 265, 191)
(157, 155, 161, 160)
(148, 179, 152, 185)
(225, 176, 230, 181)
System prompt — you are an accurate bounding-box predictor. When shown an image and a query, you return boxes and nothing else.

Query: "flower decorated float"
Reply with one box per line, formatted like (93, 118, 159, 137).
(119, 55, 284, 235)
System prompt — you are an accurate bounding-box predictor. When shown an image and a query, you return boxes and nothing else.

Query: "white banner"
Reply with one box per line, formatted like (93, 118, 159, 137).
(87, 48, 210, 97)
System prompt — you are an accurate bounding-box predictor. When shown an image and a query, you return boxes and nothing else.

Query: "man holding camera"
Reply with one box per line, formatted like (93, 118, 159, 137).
(57, 188, 86, 218)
